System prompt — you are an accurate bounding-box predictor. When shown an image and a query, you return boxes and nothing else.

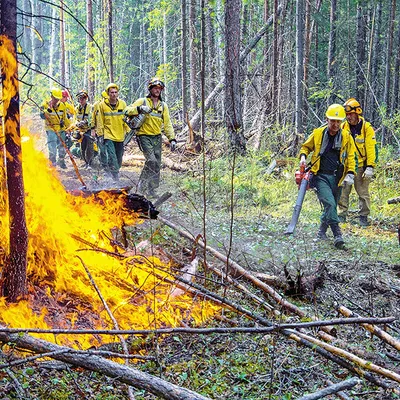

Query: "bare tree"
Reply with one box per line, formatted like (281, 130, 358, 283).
(107, 0, 114, 81)
(86, 0, 95, 97)
(181, 0, 188, 123)
(0, 0, 29, 301)
(225, 0, 245, 154)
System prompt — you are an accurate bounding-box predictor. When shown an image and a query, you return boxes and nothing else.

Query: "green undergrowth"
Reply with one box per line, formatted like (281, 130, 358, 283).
(161, 148, 400, 269)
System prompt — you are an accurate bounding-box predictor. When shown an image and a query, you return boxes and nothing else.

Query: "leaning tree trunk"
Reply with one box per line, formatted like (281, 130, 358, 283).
(225, 0, 245, 154)
(0, 1, 28, 301)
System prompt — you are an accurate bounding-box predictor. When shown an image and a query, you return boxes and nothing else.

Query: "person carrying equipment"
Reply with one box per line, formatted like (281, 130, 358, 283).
(299, 104, 356, 249)
(124, 77, 177, 197)
(40, 88, 71, 169)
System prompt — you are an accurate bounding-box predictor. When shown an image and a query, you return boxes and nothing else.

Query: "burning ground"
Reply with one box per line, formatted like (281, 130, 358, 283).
(0, 129, 218, 349)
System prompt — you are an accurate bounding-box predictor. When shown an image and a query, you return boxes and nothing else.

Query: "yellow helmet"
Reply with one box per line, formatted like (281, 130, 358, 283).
(50, 88, 63, 100)
(106, 83, 119, 93)
(325, 104, 346, 120)
(343, 98, 362, 114)
(148, 77, 165, 90)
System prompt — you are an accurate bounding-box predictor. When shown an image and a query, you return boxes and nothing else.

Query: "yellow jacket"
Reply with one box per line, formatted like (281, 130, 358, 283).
(75, 102, 93, 128)
(342, 117, 377, 168)
(124, 97, 175, 141)
(299, 125, 356, 186)
(40, 100, 71, 132)
(97, 99, 129, 142)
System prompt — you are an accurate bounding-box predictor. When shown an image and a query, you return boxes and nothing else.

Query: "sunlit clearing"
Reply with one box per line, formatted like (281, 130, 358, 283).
(0, 128, 218, 349)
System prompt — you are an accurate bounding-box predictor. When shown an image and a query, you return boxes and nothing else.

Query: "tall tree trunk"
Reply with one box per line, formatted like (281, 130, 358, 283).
(0, 1, 28, 301)
(181, 0, 188, 124)
(86, 0, 95, 98)
(370, 2, 381, 123)
(189, 0, 198, 117)
(382, 0, 396, 145)
(391, 14, 400, 111)
(225, 0, 245, 154)
(356, 6, 366, 101)
(60, 0, 66, 86)
(327, 0, 337, 104)
(48, 6, 57, 81)
(272, 0, 278, 122)
(295, 0, 305, 154)
(107, 0, 114, 81)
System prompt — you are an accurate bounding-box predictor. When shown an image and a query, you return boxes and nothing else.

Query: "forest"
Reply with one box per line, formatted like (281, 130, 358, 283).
(0, 0, 400, 398)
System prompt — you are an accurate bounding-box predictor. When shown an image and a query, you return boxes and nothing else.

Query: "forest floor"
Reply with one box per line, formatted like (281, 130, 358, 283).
(54, 141, 400, 398)
(5, 120, 400, 399)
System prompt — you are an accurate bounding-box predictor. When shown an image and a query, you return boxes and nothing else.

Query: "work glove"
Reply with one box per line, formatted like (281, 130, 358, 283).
(299, 155, 306, 168)
(362, 166, 374, 180)
(342, 173, 354, 187)
(170, 139, 177, 152)
(138, 105, 152, 114)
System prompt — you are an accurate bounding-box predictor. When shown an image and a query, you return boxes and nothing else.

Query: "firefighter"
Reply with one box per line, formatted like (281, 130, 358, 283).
(92, 90, 109, 171)
(96, 83, 129, 181)
(124, 77, 176, 197)
(338, 98, 377, 226)
(40, 88, 71, 169)
(299, 104, 356, 249)
(61, 89, 76, 125)
(75, 90, 94, 169)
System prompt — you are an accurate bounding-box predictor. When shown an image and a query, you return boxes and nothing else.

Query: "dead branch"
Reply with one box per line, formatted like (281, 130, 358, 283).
(296, 377, 360, 400)
(292, 331, 400, 384)
(325, 380, 351, 400)
(158, 216, 334, 334)
(0, 317, 394, 336)
(338, 305, 400, 351)
(162, 156, 188, 171)
(0, 330, 211, 400)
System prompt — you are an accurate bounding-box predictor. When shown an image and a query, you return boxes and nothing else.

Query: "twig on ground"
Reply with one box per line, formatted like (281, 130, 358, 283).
(296, 377, 360, 400)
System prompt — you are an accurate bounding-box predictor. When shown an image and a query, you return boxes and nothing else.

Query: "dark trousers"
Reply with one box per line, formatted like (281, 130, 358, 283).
(137, 134, 162, 191)
(314, 173, 342, 225)
(104, 139, 124, 175)
(81, 132, 94, 166)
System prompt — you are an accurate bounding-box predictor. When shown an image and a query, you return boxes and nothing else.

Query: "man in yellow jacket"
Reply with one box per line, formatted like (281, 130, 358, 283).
(338, 98, 377, 226)
(124, 77, 176, 196)
(299, 104, 356, 249)
(96, 83, 129, 181)
(40, 88, 71, 168)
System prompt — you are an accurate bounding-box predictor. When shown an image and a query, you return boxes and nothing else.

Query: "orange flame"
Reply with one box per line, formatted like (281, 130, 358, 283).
(0, 129, 218, 348)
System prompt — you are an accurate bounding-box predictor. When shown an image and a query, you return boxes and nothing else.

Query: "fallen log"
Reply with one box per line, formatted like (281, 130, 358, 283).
(338, 305, 400, 351)
(292, 331, 400, 384)
(296, 377, 360, 400)
(158, 216, 335, 335)
(0, 330, 211, 400)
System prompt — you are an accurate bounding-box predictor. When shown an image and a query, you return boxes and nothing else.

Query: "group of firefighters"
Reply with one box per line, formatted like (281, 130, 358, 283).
(299, 99, 377, 249)
(40, 77, 176, 196)
(40, 86, 376, 247)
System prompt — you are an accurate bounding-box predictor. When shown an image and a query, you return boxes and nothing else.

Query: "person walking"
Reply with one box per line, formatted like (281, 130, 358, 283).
(338, 98, 377, 226)
(40, 88, 71, 169)
(299, 104, 356, 249)
(75, 90, 94, 169)
(96, 83, 128, 181)
(124, 77, 176, 196)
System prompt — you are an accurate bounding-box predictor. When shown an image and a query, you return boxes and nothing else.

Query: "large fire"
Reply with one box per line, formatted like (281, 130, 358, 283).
(0, 128, 218, 349)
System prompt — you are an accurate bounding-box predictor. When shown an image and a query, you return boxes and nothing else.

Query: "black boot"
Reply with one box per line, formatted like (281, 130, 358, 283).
(317, 222, 328, 240)
(330, 223, 345, 249)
